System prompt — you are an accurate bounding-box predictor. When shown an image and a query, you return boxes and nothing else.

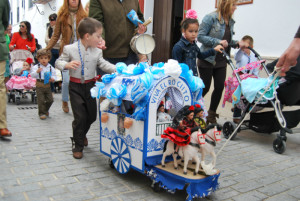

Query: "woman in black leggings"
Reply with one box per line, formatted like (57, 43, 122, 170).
(197, 0, 245, 124)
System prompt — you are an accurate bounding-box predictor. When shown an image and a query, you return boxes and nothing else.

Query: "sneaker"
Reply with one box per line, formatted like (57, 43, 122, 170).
(39, 115, 47, 120)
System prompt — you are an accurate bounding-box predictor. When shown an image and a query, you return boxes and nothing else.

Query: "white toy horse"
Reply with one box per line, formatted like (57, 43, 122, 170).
(199, 125, 222, 175)
(161, 124, 222, 175)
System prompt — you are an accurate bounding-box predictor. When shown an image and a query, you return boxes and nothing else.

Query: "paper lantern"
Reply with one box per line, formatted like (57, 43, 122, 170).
(124, 117, 133, 129)
(101, 113, 109, 123)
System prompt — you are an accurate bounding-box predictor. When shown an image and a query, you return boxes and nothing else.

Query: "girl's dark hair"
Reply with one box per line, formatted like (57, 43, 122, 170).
(48, 13, 57, 21)
(78, 17, 103, 38)
(181, 18, 199, 31)
(19, 21, 33, 41)
(48, 14, 57, 38)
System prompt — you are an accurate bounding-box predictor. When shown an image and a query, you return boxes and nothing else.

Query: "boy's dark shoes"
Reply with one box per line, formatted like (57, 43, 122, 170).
(73, 152, 83, 159)
(0, 128, 12, 137)
(39, 115, 47, 120)
(84, 137, 88, 146)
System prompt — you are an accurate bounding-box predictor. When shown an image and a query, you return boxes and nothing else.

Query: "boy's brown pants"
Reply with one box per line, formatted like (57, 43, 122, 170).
(36, 81, 53, 116)
(69, 81, 97, 152)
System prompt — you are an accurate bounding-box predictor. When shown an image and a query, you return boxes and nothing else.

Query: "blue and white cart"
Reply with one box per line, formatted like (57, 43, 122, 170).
(98, 71, 219, 200)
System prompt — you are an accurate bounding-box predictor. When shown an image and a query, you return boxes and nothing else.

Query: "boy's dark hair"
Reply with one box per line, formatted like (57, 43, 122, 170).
(36, 49, 51, 60)
(78, 17, 103, 39)
(242, 35, 254, 47)
(181, 18, 199, 31)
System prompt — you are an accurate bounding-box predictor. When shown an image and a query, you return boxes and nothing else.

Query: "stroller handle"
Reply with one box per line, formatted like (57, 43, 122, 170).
(227, 44, 271, 76)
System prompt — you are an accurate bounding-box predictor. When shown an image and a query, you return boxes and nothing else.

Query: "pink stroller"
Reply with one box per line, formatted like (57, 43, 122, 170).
(6, 50, 37, 105)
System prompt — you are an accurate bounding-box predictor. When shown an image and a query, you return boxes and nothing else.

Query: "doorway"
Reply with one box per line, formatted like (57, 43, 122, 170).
(151, 0, 191, 64)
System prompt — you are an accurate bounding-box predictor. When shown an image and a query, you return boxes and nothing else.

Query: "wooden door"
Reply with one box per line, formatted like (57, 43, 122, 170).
(151, 0, 173, 64)
(151, 0, 191, 64)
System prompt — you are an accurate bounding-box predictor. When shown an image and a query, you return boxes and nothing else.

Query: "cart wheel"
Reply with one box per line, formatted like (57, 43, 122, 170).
(110, 137, 131, 174)
(16, 97, 21, 105)
(273, 138, 286, 154)
(223, 121, 237, 140)
(108, 158, 115, 169)
(152, 182, 161, 192)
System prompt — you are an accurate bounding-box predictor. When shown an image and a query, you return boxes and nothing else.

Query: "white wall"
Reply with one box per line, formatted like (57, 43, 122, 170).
(192, 0, 300, 58)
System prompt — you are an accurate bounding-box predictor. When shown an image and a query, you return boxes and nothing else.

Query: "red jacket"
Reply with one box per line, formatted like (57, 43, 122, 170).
(9, 32, 36, 53)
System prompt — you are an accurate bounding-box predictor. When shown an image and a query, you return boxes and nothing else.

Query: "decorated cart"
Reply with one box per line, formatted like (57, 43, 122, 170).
(91, 60, 220, 200)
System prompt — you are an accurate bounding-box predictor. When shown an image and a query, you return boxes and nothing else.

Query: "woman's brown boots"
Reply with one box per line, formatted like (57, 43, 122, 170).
(206, 110, 219, 125)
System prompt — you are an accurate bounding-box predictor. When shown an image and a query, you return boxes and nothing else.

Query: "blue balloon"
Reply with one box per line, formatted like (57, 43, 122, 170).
(101, 73, 116, 84)
(116, 62, 126, 74)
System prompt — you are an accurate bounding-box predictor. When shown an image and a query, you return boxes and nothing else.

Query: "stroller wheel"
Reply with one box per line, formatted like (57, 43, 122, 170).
(16, 97, 21, 105)
(223, 121, 237, 140)
(273, 138, 286, 154)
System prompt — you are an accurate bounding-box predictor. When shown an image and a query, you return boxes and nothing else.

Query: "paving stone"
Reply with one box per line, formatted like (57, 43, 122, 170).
(0, 193, 26, 201)
(257, 182, 290, 196)
(26, 186, 69, 199)
(286, 186, 300, 199)
(231, 190, 268, 201)
(264, 193, 298, 201)
(2, 93, 300, 201)
(2, 183, 41, 195)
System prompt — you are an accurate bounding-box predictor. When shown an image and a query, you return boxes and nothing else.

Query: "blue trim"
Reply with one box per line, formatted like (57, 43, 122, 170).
(99, 102, 102, 154)
(146, 166, 220, 200)
(142, 102, 149, 172)
(148, 76, 194, 105)
(102, 110, 134, 118)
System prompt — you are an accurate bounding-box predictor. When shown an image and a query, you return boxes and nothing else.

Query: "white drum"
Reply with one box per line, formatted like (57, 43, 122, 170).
(130, 34, 155, 55)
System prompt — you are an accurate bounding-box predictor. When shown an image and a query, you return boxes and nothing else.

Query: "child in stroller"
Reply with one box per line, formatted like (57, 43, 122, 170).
(6, 50, 37, 104)
(221, 46, 300, 154)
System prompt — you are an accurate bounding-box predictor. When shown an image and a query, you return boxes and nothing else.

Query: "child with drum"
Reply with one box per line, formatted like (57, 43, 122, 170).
(172, 9, 223, 76)
(55, 17, 116, 159)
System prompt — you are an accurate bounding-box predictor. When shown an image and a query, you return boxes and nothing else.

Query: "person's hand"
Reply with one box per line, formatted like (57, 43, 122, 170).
(9, 45, 15, 51)
(219, 40, 228, 48)
(36, 67, 43, 73)
(238, 40, 249, 49)
(138, 54, 148, 63)
(137, 23, 146, 34)
(97, 39, 106, 50)
(276, 38, 300, 76)
(49, 78, 55, 83)
(64, 61, 81, 70)
(214, 45, 224, 53)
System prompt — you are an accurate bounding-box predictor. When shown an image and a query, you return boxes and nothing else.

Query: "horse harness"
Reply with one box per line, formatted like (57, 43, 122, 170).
(189, 138, 216, 149)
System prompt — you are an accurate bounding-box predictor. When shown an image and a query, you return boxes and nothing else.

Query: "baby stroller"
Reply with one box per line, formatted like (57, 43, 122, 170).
(6, 49, 37, 105)
(221, 46, 300, 154)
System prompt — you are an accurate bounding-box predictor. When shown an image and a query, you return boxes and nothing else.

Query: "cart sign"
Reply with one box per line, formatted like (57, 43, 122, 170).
(150, 77, 191, 104)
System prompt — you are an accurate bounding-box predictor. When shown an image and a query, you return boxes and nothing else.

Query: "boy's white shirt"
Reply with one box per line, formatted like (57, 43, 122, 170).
(30, 63, 57, 81)
(55, 40, 115, 80)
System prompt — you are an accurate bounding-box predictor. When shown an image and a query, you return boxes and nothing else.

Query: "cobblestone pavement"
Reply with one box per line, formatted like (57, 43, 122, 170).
(1, 93, 300, 201)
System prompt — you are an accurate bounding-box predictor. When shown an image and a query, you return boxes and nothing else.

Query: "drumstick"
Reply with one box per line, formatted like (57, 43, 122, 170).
(134, 17, 152, 35)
